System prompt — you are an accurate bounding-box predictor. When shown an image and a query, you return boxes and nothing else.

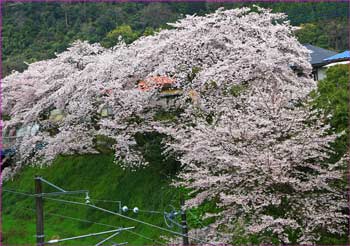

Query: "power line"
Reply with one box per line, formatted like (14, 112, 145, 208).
(3, 188, 35, 197)
(38, 177, 66, 192)
(43, 196, 214, 245)
(47, 228, 133, 244)
(1, 192, 207, 244)
(138, 209, 163, 214)
(21, 208, 167, 245)
(85, 198, 121, 203)
(4, 189, 207, 244)
(124, 230, 167, 245)
(3, 188, 164, 215)
(24, 207, 117, 228)
(95, 230, 123, 246)
(2, 188, 220, 243)
(65, 195, 166, 215)
(55, 195, 122, 213)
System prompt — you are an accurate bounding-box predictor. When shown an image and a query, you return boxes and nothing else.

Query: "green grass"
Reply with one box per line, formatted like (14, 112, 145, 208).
(3, 153, 347, 245)
(2, 154, 182, 245)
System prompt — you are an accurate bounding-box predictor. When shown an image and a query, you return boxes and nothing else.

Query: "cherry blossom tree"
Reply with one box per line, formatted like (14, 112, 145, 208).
(2, 6, 347, 243)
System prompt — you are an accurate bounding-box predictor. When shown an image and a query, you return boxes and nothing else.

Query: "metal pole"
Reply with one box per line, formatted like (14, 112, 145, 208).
(95, 231, 121, 246)
(39, 177, 66, 192)
(180, 193, 189, 246)
(47, 227, 134, 244)
(35, 176, 44, 246)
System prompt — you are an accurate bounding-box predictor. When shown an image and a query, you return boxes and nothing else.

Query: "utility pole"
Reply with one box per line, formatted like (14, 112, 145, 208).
(180, 193, 189, 246)
(35, 176, 44, 246)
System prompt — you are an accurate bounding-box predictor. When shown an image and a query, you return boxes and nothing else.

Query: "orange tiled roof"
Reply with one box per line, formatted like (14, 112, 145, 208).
(138, 76, 176, 91)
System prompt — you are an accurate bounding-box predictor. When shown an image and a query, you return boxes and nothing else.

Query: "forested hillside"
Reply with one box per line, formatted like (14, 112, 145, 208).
(2, 2, 349, 77)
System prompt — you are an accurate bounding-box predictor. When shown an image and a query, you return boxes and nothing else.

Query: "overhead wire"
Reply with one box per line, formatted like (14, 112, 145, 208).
(21, 207, 167, 245)
(0, 188, 234, 243)
(2, 189, 185, 242)
(3, 188, 35, 197)
(43, 196, 214, 245)
(138, 209, 163, 214)
(124, 230, 167, 245)
(8, 192, 166, 244)
(55, 195, 165, 215)
(3, 188, 166, 215)
(23, 207, 118, 228)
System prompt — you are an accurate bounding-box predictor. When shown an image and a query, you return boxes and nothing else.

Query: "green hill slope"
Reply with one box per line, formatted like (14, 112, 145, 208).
(2, 153, 183, 245)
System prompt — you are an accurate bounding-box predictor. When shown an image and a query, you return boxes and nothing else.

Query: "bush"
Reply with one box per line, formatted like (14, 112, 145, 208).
(310, 64, 349, 163)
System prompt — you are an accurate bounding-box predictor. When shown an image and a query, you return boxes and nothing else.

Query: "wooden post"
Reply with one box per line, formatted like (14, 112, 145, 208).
(35, 176, 44, 246)
(180, 193, 189, 246)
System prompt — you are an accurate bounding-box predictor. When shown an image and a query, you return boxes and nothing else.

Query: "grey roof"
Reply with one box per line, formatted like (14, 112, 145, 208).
(303, 44, 338, 66)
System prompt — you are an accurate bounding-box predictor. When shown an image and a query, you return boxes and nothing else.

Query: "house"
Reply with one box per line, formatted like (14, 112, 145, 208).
(138, 76, 183, 108)
(138, 76, 177, 92)
(304, 44, 350, 81)
(323, 50, 350, 68)
(303, 44, 338, 81)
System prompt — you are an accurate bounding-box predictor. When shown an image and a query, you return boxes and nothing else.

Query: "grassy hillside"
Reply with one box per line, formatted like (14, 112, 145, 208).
(2, 154, 184, 245)
(3, 155, 347, 245)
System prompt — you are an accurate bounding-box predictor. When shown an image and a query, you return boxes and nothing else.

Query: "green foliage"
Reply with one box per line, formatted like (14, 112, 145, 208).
(3, 2, 348, 77)
(263, 197, 292, 218)
(295, 18, 348, 51)
(229, 84, 249, 97)
(2, 115, 11, 121)
(126, 114, 143, 124)
(143, 27, 155, 36)
(102, 24, 138, 47)
(231, 219, 347, 245)
(318, 231, 350, 244)
(139, 3, 176, 29)
(187, 199, 222, 228)
(310, 64, 349, 162)
(312, 65, 348, 132)
(134, 132, 181, 178)
(153, 108, 183, 122)
(93, 135, 116, 153)
(295, 23, 328, 48)
(2, 154, 181, 244)
(204, 80, 218, 92)
(187, 66, 201, 82)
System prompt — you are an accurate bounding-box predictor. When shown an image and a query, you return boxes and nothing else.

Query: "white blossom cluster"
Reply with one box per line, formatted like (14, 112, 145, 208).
(2, 7, 347, 243)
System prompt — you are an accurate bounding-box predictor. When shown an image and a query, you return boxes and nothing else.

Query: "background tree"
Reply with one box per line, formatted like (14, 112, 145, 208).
(295, 18, 349, 51)
(102, 24, 137, 47)
(310, 64, 349, 163)
(295, 23, 328, 48)
(2, 2, 348, 77)
(139, 3, 176, 29)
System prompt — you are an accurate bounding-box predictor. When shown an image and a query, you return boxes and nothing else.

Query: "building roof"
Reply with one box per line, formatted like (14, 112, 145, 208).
(138, 76, 176, 91)
(303, 44, 338, 66)
(324, 50, 350, 61)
